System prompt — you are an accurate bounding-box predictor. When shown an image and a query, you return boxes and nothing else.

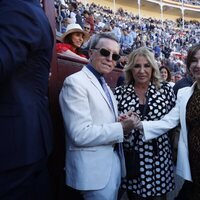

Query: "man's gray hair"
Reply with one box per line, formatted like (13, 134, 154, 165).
(88, 32, 119, 50)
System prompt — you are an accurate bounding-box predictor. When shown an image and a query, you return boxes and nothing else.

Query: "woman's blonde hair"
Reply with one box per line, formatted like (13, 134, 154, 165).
(123, 46, 161, 88)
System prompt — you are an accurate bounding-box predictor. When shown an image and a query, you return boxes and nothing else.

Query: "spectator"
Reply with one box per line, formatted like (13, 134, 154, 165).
(60, 0, 68, 9)
(171, 72, 176, 83)
(59, 32, 139, 200)
(75, 9, 84, 29)
(120, 27, 133, 55)
(114, 46, 176, 200)
(153, 42, 161, 58)
(127, 26, 137, 45)
(81, 23, 92, 57)
(83, 22, 91, 34)
(56, 23, 89, 61)
(67, 2, 78, 24)
(115, 55, 129, 87)
(174, 71, 183, 82)
(110, 20, 121, 41)
(94, 16, 105, 33)
(0, 0, 54, 199)
(61, 17, 70, 33)
(83, 10, 95, 35)
(102, 23, 112, 32)
(160, 65, 175, 87)
(116, 55, 128, 69)
(161, 44, 172, 59)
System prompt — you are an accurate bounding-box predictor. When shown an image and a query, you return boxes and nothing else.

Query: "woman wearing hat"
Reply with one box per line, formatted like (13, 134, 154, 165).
(56, 23, 89, 61)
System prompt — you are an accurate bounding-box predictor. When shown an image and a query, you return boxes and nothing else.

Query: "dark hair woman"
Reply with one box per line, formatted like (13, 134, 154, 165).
(56, 23, 89, 61)
(160, 65, 175, 87)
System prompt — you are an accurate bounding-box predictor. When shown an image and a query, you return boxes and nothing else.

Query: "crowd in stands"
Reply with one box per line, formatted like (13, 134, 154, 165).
(154, 0, 200, 6)
(175, 0, 200, 6)
(54, 0, 200, 84)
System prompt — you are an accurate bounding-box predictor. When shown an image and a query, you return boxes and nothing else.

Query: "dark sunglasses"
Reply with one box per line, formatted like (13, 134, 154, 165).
(93, 48, 120, 61)
(84, 27, 90, 30)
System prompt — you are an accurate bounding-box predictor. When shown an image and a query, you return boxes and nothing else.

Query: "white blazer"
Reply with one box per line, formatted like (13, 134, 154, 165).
(59, 66, 126, 190)
(142, 82, 197, 182)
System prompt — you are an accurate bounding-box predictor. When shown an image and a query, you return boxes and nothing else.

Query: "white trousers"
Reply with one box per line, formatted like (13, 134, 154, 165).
(80, 151, 121, 200)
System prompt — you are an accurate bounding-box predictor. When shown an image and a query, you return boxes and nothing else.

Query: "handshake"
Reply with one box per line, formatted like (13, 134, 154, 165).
(119, 110, 143, 137)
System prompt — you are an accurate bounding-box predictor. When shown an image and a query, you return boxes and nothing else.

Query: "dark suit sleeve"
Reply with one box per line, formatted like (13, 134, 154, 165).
(0, 1, 54, 171)
(0, 3, 42, 82)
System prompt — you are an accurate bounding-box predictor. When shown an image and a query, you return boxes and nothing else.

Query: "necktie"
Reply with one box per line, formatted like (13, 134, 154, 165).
(100, 77, 120, 154)
(99, 76, 115, 112)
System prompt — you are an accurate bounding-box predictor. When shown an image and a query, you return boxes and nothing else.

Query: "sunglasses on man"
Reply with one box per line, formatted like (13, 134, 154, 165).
(84, 27, 90, 30)
(93, 48, 120, 61)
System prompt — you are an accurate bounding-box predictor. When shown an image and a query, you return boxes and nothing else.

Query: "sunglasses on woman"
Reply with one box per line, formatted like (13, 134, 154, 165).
(93, 48, 120, 61)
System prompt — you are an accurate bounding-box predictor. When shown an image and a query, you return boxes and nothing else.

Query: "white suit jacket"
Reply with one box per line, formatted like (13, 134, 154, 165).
(142, 82, 197, 182)
(59, 66, 126, 190)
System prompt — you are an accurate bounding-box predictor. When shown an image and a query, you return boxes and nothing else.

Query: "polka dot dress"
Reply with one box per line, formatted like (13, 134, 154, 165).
(114, 82, 176, 198)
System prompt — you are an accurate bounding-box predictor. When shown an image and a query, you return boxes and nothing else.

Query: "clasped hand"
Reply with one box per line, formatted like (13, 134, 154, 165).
(118, 110, 143, 136)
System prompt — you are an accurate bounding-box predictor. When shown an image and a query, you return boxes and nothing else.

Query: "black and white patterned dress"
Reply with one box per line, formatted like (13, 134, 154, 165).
(114, 82, 176, 198)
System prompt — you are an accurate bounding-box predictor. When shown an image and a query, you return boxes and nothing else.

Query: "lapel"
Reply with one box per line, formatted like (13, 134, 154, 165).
(177, 83, 196, 148)
(106, 84, 118, 117)
(179, 82, 195, 122)
(180, 82, 195, 109)
(82, 66, 118, 119)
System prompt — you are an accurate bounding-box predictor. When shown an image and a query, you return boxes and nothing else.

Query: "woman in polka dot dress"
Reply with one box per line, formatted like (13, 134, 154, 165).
(114, 47, 176, 200)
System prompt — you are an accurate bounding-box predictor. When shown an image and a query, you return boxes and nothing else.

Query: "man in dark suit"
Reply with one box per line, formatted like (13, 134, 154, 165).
(0, 0, 54, 199)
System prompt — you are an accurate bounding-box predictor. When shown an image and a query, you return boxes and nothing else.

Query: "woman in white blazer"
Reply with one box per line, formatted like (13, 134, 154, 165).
(137, 44, 200, 200)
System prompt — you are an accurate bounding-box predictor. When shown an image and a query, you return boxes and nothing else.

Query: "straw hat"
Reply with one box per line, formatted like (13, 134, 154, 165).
(60, 23, 89, 42)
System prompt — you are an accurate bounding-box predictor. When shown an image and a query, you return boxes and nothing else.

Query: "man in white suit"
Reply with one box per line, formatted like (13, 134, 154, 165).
(59, 32, 139, 200)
